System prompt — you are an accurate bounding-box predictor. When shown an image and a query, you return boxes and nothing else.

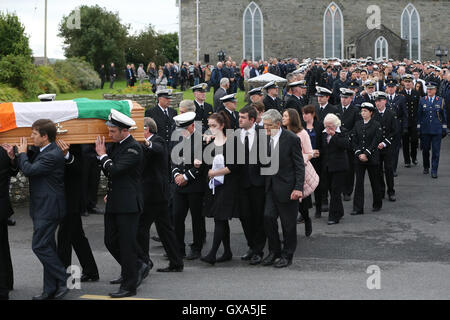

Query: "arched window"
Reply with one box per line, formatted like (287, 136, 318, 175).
(375, 36, 388, 60)
(243, 2, 263, 61)
(323, 2, 344, 59)
(401, 4, 420, 60)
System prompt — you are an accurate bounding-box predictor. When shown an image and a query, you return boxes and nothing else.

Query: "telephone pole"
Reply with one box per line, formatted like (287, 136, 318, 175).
(44, 0, 48, 65)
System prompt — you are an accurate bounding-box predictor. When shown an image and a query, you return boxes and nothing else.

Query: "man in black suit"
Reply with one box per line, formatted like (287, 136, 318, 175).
(109, 62, 116, 89)
(237, 106, 266, 265)
(95, 110, 147, 298)
(138, 117, 184, 272)
(338, 88, 361, 201)
(400, 74, 420, 167)
(55, 141, 99, 283)
(192, 83, 214, 132)
(284, 80, 308, 115)
(315, 86, 339, 213)
(0, 145, 18, 300)
(213, 78, 230, 112)
(373, 92, 398, 202)
(15, 119, 69, 300)
(263, 81, 282, 112)
(261, 109, 305, 268)
(220, 94, 240, 129)
(171, 112, 206, 260)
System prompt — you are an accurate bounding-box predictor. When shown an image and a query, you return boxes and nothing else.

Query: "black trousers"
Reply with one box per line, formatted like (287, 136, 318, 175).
(137, 201, 183, 268)
(326, 170, 346, 222)
(100, 78, 105, 89)
(173, 192, 206, 255)
(239, 185, 266, 255)
(57, 210, 98, 276)
(32, 218, 68, 294)
(311, 158, 322, 213)
(392, 133, 402, 172)
(264, 190, 299, 259)
(104, 212, 141, 291)
(0, 219, 13, 296)
(379, 149, 395, 196)
(82, 156, 101, 211)
(353, 163, 382, 213)
(343, 150, 355, 196)
(402, 126, 418, 164)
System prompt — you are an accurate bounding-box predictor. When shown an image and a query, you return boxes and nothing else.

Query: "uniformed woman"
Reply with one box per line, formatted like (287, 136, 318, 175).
(351, 103, 383, 215)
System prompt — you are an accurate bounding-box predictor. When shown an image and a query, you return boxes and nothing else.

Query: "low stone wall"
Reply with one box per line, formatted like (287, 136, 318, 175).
(103, 92, 184, 109)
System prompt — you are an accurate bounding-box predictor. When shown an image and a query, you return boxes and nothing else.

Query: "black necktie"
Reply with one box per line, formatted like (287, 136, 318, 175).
(164, 109, 169, 118)
(244, 133, 250, 164)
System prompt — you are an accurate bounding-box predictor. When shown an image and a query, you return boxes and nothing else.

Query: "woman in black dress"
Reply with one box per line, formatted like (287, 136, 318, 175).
(201, 111, 240, 265)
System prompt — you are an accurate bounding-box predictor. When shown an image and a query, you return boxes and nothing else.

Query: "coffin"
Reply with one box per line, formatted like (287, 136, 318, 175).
(0, 100, 145, 145)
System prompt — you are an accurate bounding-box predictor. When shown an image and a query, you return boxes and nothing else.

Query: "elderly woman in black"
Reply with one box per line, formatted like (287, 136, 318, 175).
(351, 102, 383, 215)
(320, 113, 351, 225)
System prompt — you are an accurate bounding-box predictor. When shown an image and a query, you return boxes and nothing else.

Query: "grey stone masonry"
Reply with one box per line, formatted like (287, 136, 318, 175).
(103, 92, 184, 109)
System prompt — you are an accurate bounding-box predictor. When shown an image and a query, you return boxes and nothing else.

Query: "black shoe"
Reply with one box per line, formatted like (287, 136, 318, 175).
(109, 289, 136, 298)
(141, 263, 150, 280)
(314, 210, 321, 219)
(297, 215, 305, 224)
(274, 257, 292, 268)
(241, 250, 254, 261)
(32, 292, 53, 300)
(405, 163, 411, 168)
(137, 263, 149, 288)
(412, 159, 418, 165)
(7, 219, 16, 226)
(327, 220, 339, 225)
(110, 276, 123, 285)
(305, 218, 312, 237)
(423, 168, 429, 174)
(431, 173, 438, 179)
(151, 236, 161, 242)
(81, 273, 99, 282)
(157, 265, 184, 272)
(388, 195, 396, 202)
(372, 207, 381, 212)
(200, 255, 216, 265)
(343, 194, 351, 201)
(261, 252, 279, 266)
(393, 171, 398, 177)
(185, 249, 201, 260)
(351, 211, 364, 215)
(0, 293, 8, 300)
(321, 203, 329, 212)
(249, 254, 263, 265)
(216, 253, 232, 263)
(53, 287, 69, 300)
(81, 211, 89, 217)
(87, 207, 104, 214)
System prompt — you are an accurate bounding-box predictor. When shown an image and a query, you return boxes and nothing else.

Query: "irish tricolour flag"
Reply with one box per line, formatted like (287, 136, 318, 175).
(0, 98, 133, 133)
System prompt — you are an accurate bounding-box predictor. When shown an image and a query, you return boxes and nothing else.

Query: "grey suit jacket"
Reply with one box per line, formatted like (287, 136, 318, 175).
(213, 87, 227, 112)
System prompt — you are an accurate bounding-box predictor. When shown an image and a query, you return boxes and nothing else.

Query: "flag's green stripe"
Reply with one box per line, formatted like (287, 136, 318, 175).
(74, 98, 131, 120)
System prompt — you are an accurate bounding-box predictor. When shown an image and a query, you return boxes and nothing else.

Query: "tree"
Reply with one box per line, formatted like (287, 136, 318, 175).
(58, 5, 129, 73)
(0, 12, 32, 60)
(156, 33, 179, 63)
(125, 26, 158, 67)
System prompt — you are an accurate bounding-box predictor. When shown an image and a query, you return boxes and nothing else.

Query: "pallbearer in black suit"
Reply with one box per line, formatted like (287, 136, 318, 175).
(56, 141, 99, 282)
(192, 83, 214, 133)
(263, 81, 282, 112)
(171, 112, 206, 260)
(138, 118, 184, 272)
(385, 79, 408, 176)
(373, 92, 398, 201)
(95, 110, 147, 298)
(220, 94, 240, 129)
(285, 80, 308, 115)
(320, 114, 351, 225)
(0, 145, 18, 300)
(261, 109, 305, 268)
(237, 106, 266, 265)
(400, 74, 420, 167)
(338, 88, 361, 201)
(351, 103, 383, 215)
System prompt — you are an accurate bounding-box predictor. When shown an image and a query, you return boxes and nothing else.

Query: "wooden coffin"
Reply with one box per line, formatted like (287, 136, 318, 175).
(0, 101, 145, 145)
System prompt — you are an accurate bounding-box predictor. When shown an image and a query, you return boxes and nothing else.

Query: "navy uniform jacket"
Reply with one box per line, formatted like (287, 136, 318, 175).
(222, 108, 239, 130)
(263, 95, 282, 112)
(352, 119, 382, 165)
(352, 94, 365, 106)
(18, 143, 66, 220)
(285, 94, 307, 114)
(386, 94, 408, 133)
(194, 100, 214, 133)
(337, 103, 361, 134)
(0, 149, 18, 221)
(145, 105, 177, 148)
(399, 89, 420, 128)
(99, 135, 143, 214)
(417, 96, 448, 135)
(315, 103, 339, 133)
(372, 109, 398, 151)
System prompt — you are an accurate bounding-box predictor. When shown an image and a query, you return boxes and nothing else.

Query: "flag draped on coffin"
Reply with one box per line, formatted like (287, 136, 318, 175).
(0, 98, 133, 133)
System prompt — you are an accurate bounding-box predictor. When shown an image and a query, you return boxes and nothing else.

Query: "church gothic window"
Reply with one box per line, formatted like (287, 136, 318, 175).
(375, 36, 388, 60)
(243, 2, 264, 61)
(323, 2, 344, 59)
(401, 4, 420, 60)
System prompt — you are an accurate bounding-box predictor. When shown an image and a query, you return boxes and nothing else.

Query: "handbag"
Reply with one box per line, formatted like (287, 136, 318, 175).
(301, 160, 319, 199)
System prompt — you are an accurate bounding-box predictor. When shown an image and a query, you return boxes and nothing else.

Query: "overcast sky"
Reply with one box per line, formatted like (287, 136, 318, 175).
(0, 0, 179, 59)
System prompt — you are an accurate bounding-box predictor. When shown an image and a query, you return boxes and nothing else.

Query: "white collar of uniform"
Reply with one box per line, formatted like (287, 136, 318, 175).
(146, 134, 153, 142)
(225, 107, 234, 115)
(195, 99, 204, 107)
(159, 104, 168, 113)
(319, 103, 328, 109)
(40, 143, 51, 152)
(270, 95, 277, 101)
(120, 134, 131, 144)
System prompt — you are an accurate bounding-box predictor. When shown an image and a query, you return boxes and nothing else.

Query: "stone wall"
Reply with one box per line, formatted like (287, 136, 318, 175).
(103, 92, 184, 109)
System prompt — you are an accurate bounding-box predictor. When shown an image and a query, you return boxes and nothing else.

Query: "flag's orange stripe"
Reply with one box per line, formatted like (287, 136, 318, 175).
(0, 103, 17, 133)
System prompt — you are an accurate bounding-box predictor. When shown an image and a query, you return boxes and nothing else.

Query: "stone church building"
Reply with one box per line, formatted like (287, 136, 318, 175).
(178, 0, 450, 63)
